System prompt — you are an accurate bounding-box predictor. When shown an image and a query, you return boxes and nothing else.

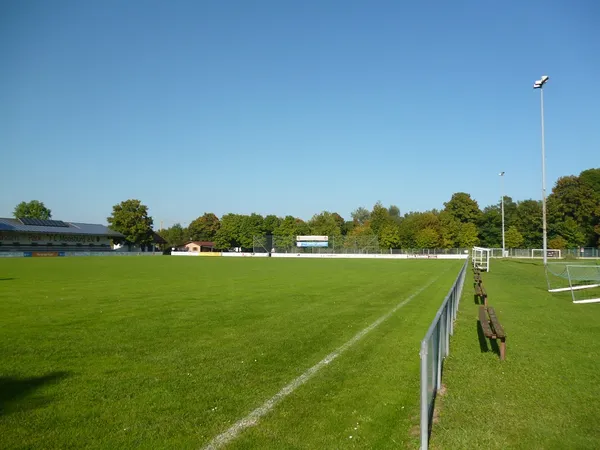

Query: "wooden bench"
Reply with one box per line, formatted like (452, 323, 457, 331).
(478, 306, 506, 360)
(475, 282, 487, 306)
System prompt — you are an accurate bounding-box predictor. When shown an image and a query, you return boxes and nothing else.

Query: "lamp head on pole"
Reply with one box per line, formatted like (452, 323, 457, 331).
(533, 75, 549, 89)
(499, 171, 505, 176)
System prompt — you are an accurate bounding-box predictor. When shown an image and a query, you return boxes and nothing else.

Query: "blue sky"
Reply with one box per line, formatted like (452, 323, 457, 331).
(1, 0, 598, 227)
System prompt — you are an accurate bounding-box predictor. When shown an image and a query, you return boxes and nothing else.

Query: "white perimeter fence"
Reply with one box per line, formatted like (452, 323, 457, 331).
(488, 247, 599, 259)
(419, 257, 468, 449)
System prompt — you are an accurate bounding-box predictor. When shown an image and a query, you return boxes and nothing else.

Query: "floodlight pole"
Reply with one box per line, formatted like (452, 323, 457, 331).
(499, 172, 505, 257)
(540, 86, 548, 266)
(534, 75, 549, 266)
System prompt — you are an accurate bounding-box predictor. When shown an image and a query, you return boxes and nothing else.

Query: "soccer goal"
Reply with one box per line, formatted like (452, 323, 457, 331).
(489, 248, 506, 258)
(545, 262, 600, 304)
(531, 249, 561, 259)
(472, 247, 491, 272)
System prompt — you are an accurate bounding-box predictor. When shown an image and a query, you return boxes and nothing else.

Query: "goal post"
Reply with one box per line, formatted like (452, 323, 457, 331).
(545, 262, 600, 304)
(531, 249, 561, 259)
(472, 247, 491, 272)
(567, 265, 600, 304)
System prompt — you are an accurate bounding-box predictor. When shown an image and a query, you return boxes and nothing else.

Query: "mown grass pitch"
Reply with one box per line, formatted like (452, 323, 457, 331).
(0, 256, 463, 449)
(430, 259, 600, 450)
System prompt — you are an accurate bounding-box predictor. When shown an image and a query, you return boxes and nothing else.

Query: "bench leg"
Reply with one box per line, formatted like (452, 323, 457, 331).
(499, 338, 506, 361)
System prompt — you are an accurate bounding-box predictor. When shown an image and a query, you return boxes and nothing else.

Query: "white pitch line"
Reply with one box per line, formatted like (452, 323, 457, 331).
(202, 277, 438, 450)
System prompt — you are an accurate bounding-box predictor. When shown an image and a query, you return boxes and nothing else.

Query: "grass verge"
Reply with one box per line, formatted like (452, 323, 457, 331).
(430, 259, 600, 450)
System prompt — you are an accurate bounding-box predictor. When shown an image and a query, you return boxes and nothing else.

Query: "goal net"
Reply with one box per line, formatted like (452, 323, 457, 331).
(545, 262, 600, 304)
(531, 249, 561, 259)
(472, 247, 491, 272)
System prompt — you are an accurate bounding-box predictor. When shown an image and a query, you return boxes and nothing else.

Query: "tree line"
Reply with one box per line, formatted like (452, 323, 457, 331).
(12, 168, 600, 250)
(156, 168, 600, 251)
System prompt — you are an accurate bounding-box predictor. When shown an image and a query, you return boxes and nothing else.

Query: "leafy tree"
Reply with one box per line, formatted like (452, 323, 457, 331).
(456, 222, 479, 247)
(273, 216, 310, 248)
(504, 226, 524, 249)
(238, 213, 265, 249)
(107, 199, 154, 245)
(548, 236, 568, 250)
(547, 175, 599, 246)
(331, 213, 346, 233)
(351, 207, 371, 225)
(477, 196, 518, 248)
(477, 205, 501, 248)
(158, 223, 187, 248)
(500, 195, 518, 225)
(347, 222, 373, 237)
(214, 213, 266, 250)
(343, 221, 355, 235)
(378, 222, 400, 249)
(579, 168, 600, 195)
(513, 200, 543, 248)
(188, 213, 221, 241)
(214, 214, 242, 250)
(370, 202, 391, 236)
(274, 216, 310, 237)
(415, 227, 440, 248)
(263, 215, 281, 234)
(13, 200, 52, 220)
(397, 212, 421, 248)
(388, 205, 401, 220)
(443, 192, 481, 224)
(308, 211, 342, 237)
(416, 211, 440, 230)
(439, 211, 460, 248)
(344, 222, 376, 250)
(551, 216, 586, 248)
(157, 228, 170, 245)
(594, 204, 600, 248)
(396, 211, 438, 248)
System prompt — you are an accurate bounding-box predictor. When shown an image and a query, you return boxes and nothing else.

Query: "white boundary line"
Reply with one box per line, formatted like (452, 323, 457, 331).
(202, 277, 438, 450)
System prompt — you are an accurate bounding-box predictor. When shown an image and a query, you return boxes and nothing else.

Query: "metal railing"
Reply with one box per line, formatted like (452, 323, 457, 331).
(419, 257, 468, 449)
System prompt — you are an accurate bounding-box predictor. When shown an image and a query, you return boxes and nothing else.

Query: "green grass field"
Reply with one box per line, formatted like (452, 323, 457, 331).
(430, 259, 600, 449)
(0, 256, 463, 449)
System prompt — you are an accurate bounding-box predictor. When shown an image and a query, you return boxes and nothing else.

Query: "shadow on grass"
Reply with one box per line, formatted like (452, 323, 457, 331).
(0, 278, 15, 281)
(507, 259, 542, 266)
(476, 320, 500, 358)
(0, 371, 69, 415)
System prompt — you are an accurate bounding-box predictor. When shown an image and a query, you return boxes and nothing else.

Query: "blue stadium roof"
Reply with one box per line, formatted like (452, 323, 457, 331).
(0, 218, 124, 237)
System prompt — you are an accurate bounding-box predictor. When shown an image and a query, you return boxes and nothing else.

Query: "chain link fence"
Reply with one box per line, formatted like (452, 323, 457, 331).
(253, 235, 469, 255)
(252, 237, 598, 259)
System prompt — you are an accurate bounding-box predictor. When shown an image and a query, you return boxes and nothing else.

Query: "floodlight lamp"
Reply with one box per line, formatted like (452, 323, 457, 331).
(534, 75, 549, 89)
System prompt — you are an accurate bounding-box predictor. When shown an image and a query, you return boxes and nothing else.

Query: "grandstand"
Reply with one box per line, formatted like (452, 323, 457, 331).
(0, 217, 124, 254)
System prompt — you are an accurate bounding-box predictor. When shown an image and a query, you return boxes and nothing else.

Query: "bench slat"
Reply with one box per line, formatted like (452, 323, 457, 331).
(487, 307, 506, 339)
(478, 306, 494, 338)
(475, 284, 487, 298)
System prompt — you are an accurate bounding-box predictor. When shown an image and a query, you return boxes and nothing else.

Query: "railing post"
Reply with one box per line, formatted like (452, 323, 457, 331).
(436, 322, 443, 390)
(420, 342, 429, 450)
(445, 303, 450, 355)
